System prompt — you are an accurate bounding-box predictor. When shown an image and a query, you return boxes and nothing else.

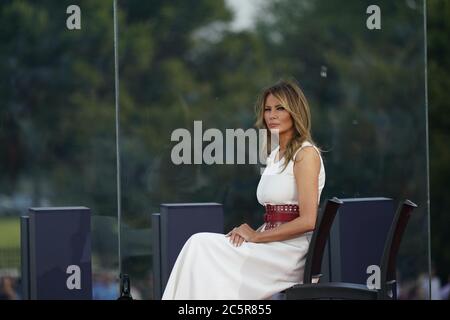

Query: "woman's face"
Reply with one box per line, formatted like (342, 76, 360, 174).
(264, 93, 294, 136)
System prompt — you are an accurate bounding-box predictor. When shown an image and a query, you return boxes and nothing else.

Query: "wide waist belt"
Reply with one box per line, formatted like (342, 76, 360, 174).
(264, 204, 299, 230)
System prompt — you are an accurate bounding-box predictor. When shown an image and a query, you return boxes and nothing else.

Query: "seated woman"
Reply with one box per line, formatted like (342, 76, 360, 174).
(162, 79, 326, 300)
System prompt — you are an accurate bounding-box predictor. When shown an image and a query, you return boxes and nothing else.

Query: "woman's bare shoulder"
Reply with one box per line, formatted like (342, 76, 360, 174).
(294, 145, 321, 163)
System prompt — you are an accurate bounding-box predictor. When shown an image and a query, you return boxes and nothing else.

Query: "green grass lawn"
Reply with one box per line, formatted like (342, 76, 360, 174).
(0, 218, 20, 249)
(0, 218, 21, 269)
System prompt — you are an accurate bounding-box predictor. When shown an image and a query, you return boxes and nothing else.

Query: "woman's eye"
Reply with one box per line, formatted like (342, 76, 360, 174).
(264, 108, 270, 112)
(276, 106, 285, 111)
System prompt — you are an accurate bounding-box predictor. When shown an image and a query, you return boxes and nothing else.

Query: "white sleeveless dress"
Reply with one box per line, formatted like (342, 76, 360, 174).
(162, 141, 326, 300)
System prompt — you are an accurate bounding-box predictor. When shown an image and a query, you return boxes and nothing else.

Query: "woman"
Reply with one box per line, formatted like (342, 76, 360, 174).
(162, 79, 326, 300)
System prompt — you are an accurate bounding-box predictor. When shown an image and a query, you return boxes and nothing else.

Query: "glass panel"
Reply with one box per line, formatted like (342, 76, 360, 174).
(0, 1, 117, 299)
(427, 0, 449, 301)
(117, 0, 429, 299)
(255, 0, 430, 299)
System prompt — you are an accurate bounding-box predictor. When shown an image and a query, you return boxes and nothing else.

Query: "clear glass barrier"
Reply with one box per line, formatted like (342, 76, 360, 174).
(118, 0, 429, 299)
(0, 1, 117, 299)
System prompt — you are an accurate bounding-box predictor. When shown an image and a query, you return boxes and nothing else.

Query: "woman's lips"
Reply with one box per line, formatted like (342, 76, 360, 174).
(268, 124, 279, 128)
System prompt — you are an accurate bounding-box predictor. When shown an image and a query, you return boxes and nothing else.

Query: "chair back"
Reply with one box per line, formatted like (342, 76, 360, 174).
(379, 199, 417, 298)
(303, 197, 343, 284)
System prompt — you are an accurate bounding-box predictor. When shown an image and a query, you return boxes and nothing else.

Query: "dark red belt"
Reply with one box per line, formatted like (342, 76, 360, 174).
(264, 204, 299, 230)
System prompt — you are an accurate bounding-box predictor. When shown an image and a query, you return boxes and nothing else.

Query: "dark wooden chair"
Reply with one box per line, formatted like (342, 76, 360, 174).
(285, 199, 417, 300)
(274, 197, 343, 301)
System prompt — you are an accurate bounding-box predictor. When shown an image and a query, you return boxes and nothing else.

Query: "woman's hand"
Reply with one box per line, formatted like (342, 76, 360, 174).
(225, 223, 258, 247)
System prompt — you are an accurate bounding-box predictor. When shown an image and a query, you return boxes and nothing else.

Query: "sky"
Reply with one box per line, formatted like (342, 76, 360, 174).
(225, 0, 262, 31)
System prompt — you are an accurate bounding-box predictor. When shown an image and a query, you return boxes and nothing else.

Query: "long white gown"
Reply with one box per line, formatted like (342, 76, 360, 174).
(162, 141, 326, 300)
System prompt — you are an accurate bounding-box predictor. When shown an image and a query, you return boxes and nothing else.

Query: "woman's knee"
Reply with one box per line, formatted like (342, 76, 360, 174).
(188, 232, 222, 245)
(189, 232, 214, 241)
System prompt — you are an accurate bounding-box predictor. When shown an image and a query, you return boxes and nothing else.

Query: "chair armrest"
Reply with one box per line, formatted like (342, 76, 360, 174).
(285, 282, 379, 300)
